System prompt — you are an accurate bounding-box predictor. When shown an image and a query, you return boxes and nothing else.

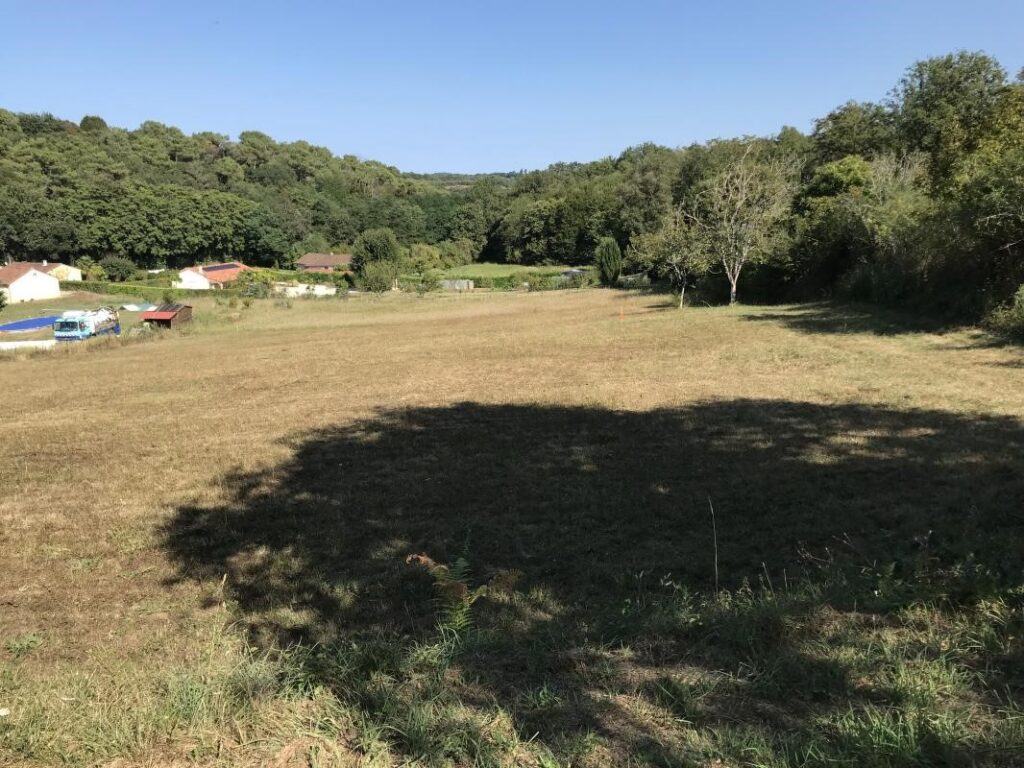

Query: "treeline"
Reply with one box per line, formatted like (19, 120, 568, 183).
(490, 51, 1024, 323)
(1, 51, 1022, 325)
(0, 113, 499, 268)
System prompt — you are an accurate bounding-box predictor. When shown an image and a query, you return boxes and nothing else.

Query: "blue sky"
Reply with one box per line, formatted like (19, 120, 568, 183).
(2, 0, 1022, 173)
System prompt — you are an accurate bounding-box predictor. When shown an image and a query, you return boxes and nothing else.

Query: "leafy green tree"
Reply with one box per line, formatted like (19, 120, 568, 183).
(595, 237, 622, 286)
(352, 227, 402, 274)
(894, 52, 1008, 186)
(812, 102, 897, 163)
(824, 155, 934, 305)
(627, 209, 713, 307)
(79, 115, 108, 132)
(74, 256, 107, 281)
(613, 145, 674, 243)
(99, 255, 137, 282)
(789, 155, 874, 294)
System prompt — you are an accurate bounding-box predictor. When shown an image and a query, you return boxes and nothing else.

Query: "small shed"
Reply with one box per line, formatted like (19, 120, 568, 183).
(141, 303, 193, 328)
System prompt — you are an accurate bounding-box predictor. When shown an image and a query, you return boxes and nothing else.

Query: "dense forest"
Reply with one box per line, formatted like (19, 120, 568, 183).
(1, 51, 1022, 326)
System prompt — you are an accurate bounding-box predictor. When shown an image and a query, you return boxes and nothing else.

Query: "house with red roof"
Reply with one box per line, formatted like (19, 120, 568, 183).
(0, 263, 61, 303)
(172, 262, 251, 290)
(296, 252, 352, 273)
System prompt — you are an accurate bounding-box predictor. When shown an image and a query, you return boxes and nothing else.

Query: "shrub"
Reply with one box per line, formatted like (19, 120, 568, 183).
(526, 273, 556, 291)
(595, 237, 623, 286)
(411, 270, 442, 296)
(564, 269, 597, 289)
(464, 275, 518, 290)
(437, 239, 477, 268)
(237, 271, 272, 298)
(359, 260, 398, 293)
(99, 255, 137, 283)
(984, 284, 1024, 340)
(408, 243, 442, 272)
(352, 228, 402, 273)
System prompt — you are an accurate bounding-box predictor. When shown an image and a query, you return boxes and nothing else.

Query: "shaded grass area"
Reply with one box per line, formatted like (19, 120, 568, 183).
(738, 302, 967, 337)
(160, 401, 1024, 766)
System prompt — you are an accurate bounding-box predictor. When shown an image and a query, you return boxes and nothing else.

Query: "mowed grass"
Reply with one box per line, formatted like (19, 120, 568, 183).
(1, 290, 1022, 767)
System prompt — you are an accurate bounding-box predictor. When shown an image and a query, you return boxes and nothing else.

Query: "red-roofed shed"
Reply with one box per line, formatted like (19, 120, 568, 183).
(141, 304, 193, 328)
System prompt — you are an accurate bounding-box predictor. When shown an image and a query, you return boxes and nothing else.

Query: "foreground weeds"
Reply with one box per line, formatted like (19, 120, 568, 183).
(6, 560, 1019, 766)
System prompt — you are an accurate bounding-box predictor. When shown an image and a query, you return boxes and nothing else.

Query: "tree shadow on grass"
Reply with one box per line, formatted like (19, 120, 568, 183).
(739, 302, 968, 337)
(162, 401, 1023, 763)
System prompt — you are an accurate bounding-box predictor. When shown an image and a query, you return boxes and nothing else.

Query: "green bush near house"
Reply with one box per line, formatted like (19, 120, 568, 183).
(358, 261, 399, 293)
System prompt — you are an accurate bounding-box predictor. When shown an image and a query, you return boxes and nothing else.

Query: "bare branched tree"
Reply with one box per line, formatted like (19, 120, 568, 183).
(681, 145, 800, 304)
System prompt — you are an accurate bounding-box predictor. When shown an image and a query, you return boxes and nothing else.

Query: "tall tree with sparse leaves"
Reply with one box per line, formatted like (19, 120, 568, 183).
(681, 146, 799, 304)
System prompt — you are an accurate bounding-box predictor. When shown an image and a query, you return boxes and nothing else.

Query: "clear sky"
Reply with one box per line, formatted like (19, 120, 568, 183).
(2, 0, 1022, 173)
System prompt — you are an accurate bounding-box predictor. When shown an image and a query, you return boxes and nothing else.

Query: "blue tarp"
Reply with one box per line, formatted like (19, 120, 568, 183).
(0, 315, 59, 333)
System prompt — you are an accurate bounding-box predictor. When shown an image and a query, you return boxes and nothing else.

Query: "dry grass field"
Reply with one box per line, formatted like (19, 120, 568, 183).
(1, 289, 1022, 767)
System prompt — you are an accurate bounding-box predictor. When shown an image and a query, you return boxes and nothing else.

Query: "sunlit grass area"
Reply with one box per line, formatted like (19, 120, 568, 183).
(1, 290, 1022, 766)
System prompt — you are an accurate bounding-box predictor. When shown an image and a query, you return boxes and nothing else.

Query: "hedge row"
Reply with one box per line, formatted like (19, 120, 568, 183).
(469, 269, 598, 291)
(62, 281, 239, 300)
(254, 268, 352, 287)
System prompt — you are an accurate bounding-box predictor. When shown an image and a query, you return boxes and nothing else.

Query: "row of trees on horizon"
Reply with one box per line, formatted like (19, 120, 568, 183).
(0, 51, 1022, 327)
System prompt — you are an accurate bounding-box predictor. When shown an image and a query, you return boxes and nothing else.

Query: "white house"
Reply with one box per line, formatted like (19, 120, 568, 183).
(173, 268, 214, 290)
(173, 262, 250, 290)
(0, 264, 62, 303)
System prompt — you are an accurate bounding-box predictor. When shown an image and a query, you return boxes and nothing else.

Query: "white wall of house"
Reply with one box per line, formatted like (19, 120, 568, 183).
(172, 270, 211, 290)
(2, 270, 61, 302)
(273, 282, 338, 298)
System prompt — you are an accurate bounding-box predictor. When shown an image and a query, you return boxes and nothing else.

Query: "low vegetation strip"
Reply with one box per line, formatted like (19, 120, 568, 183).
(1, 292, 1022, 767)
(60, 280, 241, 300)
